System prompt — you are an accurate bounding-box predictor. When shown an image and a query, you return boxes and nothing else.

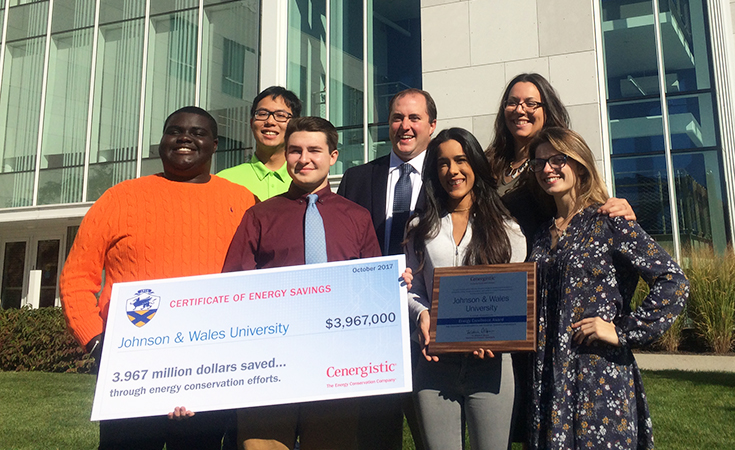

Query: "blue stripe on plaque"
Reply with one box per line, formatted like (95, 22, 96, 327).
(436, 315, 526, 325)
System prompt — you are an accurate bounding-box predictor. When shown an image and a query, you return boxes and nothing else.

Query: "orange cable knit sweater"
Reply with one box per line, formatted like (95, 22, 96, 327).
(59, 174, 257, 347)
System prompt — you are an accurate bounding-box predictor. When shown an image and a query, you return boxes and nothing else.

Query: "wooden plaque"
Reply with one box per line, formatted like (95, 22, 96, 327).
(428, 262, 536, 354)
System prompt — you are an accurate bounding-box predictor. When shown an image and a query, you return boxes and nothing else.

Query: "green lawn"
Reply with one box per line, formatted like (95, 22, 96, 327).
(0, 372, 98, 449)
(642, 371, 735, 449)
(1, 370, 733, 449)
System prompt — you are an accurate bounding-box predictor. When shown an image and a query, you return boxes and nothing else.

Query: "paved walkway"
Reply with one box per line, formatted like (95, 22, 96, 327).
(633, 352, 735, 372)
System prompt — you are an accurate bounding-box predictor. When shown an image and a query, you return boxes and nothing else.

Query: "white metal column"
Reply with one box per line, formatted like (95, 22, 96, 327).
(31, 0, 55, 206)
(135, 0, 152, 178)
(260, 0, 289, 89)
(82, 0, 102, 203)
(707, 0, 735, 248)
(651, 0, 682, 263)
(592, 0, 614, 190)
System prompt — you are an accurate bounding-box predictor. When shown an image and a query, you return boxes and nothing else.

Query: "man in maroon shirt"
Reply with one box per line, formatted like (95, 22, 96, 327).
(222, 117, 382, 450)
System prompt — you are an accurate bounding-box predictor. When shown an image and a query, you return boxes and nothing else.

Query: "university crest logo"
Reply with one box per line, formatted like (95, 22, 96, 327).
(126, 289, 161, 328)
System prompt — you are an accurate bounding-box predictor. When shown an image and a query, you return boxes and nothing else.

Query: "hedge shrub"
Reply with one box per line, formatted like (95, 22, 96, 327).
(0, 307, 93, 373)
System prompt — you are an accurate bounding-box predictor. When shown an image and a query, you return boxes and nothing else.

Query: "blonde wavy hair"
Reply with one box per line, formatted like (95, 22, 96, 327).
(528, 127, 609, 211)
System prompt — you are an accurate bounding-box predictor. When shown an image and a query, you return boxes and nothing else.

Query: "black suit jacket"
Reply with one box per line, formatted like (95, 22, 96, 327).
(337, 154, 425, 255)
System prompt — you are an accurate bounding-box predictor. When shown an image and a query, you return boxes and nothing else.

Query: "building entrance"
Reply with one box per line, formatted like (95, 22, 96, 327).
(1, 235, 64, 309)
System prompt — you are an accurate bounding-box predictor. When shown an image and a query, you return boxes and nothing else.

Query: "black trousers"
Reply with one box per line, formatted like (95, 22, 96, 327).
(98, 409, 235, 450)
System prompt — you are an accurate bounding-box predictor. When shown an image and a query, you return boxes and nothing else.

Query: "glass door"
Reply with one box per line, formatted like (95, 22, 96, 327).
(34, 239, 61, 308)
(1, 241, 28, 309)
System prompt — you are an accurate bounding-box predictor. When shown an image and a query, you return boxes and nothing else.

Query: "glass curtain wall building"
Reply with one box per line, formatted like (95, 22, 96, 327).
(0, 0, 258, 308)
(0, 0, 258, 210)
(0, 0, 423, 310)
(599, 0, 728, 254)
(6, 0, 735, 310)
(0, 0, 424, 205)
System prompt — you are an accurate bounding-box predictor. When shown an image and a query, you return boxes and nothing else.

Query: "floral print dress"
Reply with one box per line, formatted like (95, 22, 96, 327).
(528, 207, 688, 450)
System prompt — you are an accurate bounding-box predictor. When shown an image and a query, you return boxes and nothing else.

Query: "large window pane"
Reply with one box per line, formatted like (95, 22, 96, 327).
(612, 154, 673, 240)
(612, 150, 728, 252)
(0, 2, 47, 208)
(330, 1, 364, 173)
(51, 0, 94, 34)
(601, 0, 662, 97)
(666, 92, 717, 150)
(608, 99, 665, 155)
(671, 150, 728, 251)
(288, 0, 326, 117)
(288, 0, 421, 173)
(151, 0, 198, 16)
(370, 0, 421, 124)
(88, 18, 144, 201)
(601, 0, 667, 157)
(6, 0, 47, 42)
(657, 1, 718, 151)
(601, 0, 661, 100)
(602, 1, 718, 152)
(658, 0, 711, 93)
(329, 0, 363, 129)
(140, 8, 199, 177)
(202, 0, 259, 172)
(99, 0, 144, 25)
(332, 127, 362, 175)
(368, 123, 390, 161)
(38, 27, 94, 205)
(9, 1, 44, 7)
(602, 0, 725, 252)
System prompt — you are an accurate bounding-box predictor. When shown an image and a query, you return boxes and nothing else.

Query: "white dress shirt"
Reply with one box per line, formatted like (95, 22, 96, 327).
(384, 150, 426, 254)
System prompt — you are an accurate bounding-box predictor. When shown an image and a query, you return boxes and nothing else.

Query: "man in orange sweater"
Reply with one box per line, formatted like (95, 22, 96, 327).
(60, 106, 257, 450)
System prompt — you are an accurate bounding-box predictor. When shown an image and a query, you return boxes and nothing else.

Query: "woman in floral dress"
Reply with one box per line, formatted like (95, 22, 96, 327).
(525, 127, 689, 449)
(486, 73, 637, 445)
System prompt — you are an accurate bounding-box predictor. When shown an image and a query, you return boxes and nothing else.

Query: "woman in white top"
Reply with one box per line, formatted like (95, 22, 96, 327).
(405, 127, 526, 450)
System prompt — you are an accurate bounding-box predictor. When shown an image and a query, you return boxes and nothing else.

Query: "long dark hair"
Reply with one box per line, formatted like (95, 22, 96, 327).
(407, 128, 512, 272)
(486, 73, 570, 180)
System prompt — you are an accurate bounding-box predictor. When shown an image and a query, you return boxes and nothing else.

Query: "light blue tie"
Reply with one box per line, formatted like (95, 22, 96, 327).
(304, 194, 327, 264)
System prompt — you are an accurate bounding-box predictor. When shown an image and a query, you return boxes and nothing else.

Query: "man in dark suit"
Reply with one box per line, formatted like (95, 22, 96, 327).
(337, 88, 437, 450)
(338, 88, 436, 254)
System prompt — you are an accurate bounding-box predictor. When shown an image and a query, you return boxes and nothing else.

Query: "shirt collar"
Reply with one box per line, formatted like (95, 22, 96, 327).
(248, 154, 289, 182)
(286, 183, 332, 202)
(389, 149, 426, 175)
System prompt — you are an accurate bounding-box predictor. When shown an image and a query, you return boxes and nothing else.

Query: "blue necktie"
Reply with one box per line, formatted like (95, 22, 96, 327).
(304, 194, 327, 264)
(389, 163, 413, 255)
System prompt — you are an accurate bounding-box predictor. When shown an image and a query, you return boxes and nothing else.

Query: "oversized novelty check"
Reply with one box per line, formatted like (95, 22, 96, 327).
(90, 255, 411, 421)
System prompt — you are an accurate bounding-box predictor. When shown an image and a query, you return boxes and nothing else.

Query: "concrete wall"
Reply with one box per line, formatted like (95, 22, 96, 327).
(420, 0, 605, 166)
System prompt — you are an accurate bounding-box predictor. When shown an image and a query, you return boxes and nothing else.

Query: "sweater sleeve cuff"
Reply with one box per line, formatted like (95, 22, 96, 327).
(72, 317, 105, 349)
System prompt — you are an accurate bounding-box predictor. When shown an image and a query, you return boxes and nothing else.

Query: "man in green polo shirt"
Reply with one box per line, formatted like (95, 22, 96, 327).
(218, 86, 302, 200)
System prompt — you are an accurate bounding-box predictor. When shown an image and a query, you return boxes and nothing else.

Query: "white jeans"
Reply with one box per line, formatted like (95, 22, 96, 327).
(414, 353, 514, 450)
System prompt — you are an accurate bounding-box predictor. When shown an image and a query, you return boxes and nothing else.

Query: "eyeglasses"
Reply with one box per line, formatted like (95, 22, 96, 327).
(253, 109, 292, 123)
(503, 99, 545, 112)
(529, 154, 568, 173)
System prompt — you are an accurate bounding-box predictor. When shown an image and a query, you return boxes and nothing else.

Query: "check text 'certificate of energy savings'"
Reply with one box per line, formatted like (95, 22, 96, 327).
(90, 255, 411, 421)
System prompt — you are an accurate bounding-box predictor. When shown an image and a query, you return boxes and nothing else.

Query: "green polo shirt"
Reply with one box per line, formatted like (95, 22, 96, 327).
(217, 154, 291, 201)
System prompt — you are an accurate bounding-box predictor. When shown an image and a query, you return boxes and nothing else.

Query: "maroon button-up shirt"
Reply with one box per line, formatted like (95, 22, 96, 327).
(223, 184, 381, 271)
